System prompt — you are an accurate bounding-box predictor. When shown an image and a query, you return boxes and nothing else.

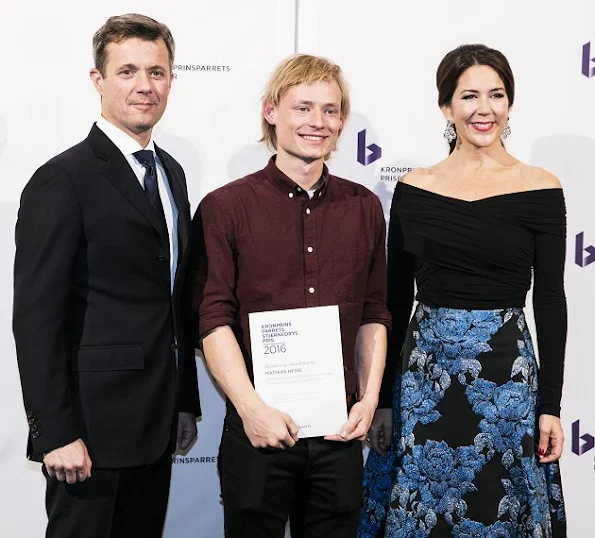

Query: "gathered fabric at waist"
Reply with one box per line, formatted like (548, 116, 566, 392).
(414, 301, 525, 314)
(415, 291, 527, 311)
(415, 261, 529, 311)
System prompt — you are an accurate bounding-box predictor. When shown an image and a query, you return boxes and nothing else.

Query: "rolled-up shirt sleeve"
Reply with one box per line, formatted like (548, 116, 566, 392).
(193, 191, 239, 339)
(361, 197, 392, 329)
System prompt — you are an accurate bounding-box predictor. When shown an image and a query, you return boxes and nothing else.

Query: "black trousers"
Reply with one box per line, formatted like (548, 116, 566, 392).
(220, 412, 363, 538)
(43, 449, 172, 538)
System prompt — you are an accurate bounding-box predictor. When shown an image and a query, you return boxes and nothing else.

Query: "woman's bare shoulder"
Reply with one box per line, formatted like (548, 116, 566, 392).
(400, 163, 444, 186)
(517, 163, 562, 189)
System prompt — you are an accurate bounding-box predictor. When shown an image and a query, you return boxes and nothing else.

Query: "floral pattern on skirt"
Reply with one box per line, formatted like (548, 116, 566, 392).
(359, 304, 566, 537)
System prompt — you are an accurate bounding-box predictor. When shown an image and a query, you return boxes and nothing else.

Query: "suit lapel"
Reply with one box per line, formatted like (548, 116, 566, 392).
(87, 125, 169, 242)
(155, 145, 190, 261)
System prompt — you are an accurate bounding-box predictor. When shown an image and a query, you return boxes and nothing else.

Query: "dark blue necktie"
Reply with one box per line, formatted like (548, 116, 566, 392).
(133, 150, 167, 229)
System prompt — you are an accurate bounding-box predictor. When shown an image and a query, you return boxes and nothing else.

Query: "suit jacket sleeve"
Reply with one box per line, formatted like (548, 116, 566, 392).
(171, 157, 201, 417)
(179, 219, 201, 417)
(13, 163, 83, 456)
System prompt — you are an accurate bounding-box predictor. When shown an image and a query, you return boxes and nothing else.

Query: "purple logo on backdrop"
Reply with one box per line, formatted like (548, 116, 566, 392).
(582, 42, 595, 78)
(357, 130, 382, 166)
(575, 232, 595, 267)
(572, 420, 595, 455)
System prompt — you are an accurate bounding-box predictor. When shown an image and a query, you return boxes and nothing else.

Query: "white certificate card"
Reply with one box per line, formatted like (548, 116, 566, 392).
(249, 305, 347, 438)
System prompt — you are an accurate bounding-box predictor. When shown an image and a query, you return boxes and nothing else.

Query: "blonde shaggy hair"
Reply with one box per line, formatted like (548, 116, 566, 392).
(260, 54, 350, 157)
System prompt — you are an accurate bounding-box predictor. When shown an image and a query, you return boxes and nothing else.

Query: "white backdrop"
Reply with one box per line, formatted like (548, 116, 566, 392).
(1, 1, 593, 537)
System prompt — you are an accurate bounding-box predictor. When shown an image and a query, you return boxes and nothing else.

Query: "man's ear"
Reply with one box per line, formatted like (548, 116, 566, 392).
(262, 99, 277, 126)
(90, 68, 104, 95)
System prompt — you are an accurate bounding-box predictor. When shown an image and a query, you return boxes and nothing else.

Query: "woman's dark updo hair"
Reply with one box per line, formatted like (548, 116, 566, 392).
(436, 44, 515, 154)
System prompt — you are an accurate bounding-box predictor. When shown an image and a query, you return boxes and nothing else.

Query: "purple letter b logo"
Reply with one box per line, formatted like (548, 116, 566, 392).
(582, 42, 595, 78)
(572, 420, 595, 455)
(575, 232, 595, 267)
(357, 130, 382, 166)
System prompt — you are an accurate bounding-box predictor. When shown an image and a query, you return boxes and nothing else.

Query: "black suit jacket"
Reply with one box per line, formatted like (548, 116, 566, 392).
(13, 124, 201, 468)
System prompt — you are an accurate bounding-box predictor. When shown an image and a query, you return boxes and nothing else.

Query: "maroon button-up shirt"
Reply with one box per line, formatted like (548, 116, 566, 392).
(193, 157, 391, 399)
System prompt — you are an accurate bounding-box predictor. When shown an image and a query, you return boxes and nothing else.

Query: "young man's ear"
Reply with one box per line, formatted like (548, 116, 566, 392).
(262, 99, 277, 126)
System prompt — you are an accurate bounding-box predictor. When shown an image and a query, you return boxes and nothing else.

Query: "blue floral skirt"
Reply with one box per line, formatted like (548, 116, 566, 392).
(359, 304, 566, 537)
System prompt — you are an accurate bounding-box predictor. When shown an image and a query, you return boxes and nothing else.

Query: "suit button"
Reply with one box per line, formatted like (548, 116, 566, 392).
(156, 255, 167, 263)
(171, 343, 178, 351)
(31, 431, 40, 439)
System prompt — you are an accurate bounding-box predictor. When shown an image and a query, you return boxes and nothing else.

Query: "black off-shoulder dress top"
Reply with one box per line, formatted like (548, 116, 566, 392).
(379, 182, 567, 417)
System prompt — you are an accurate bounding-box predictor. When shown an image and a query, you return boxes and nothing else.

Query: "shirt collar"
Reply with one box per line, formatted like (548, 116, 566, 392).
(262, 156, 330, 201)
(95, 116, 156, 158)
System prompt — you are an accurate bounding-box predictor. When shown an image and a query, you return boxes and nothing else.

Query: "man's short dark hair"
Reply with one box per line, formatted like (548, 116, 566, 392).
(93, 13, 175, 76)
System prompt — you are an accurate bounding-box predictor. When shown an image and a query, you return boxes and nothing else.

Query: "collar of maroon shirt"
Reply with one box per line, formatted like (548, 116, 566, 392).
(261, 156, 330, 200)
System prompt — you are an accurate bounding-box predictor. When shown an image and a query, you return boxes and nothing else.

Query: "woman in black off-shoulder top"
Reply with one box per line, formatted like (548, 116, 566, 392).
(359, 44, 567, 537)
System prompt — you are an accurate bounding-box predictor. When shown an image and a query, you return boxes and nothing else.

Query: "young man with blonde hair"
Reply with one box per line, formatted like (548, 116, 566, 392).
(193, 54, 390, 537)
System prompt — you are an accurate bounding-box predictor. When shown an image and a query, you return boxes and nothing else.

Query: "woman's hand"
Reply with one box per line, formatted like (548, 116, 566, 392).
(367, 408, 392, 457)
(537, 414, 564, 463)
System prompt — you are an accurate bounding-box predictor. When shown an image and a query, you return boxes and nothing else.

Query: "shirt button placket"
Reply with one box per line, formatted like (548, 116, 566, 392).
(303, 200, 318, 306)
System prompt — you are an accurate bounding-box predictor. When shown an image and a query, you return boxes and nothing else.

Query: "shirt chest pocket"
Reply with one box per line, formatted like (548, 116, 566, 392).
(332, 246, 372, 303)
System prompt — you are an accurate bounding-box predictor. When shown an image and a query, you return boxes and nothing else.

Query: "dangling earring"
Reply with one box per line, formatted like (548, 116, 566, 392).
(501, 120, 511, 140)
(443, 120, 456, 143)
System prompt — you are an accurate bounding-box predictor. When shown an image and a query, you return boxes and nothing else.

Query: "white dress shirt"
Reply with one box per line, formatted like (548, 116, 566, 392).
(96, 117, 179, 294)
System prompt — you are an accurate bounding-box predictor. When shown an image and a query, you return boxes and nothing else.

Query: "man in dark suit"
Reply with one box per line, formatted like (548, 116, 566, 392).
(12, 13, 200, 538)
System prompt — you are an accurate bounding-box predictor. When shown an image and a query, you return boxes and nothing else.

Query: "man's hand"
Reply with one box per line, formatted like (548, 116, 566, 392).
(325, 398, 377, 443)
(177, 412, 198, 451)
(43, 438, 92, 484)
(239, 401, 299, 449)
(367, 408, 392, 456)
(538, 414, 564, 463)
